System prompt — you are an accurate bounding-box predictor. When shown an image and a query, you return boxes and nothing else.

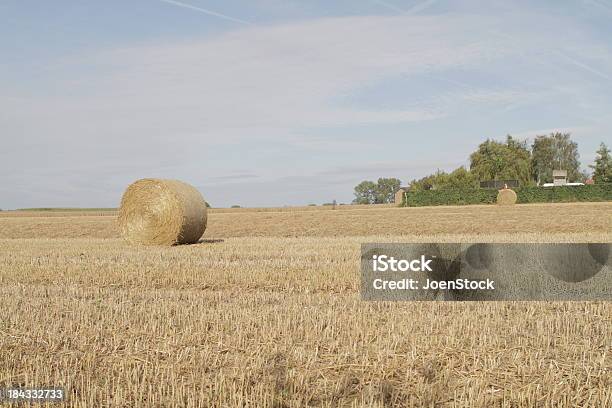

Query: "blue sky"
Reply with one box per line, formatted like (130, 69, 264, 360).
(1, 0, 611, 208)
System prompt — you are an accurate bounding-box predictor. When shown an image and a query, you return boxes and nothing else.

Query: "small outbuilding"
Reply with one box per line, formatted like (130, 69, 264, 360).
(553, 170, 567, 186)
(395, 187, 410, 206)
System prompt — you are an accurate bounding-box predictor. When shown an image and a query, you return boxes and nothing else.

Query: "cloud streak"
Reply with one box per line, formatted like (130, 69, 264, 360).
(553, 50, 611, 81)
(10, 14, 522, 136)
(373, 0, 437, 15)
(158, 0, 252, 25)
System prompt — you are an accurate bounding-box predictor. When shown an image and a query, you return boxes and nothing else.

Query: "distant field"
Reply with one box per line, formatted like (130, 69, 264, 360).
(0, 202, 610, 239)
(0, 203, 394, 217)
(15, 207, 118, 211)
(0, 202, 610, 407)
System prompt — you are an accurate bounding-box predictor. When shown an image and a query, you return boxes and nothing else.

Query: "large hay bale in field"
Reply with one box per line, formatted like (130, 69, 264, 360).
(118, 178, 207, 246)
(496, 188, 517, 205)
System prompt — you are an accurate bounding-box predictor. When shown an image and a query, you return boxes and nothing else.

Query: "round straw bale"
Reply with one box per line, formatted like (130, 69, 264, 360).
(496, 188, 517, 205)
(118, 178, 207, 246)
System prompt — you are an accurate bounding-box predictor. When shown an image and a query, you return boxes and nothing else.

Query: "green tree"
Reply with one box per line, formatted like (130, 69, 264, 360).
(408, 170, 444, 192)
(469, 135, 531, 185)
(443, 166, 478, 189)
(353, 180, 378, 204)
(531, 132, 581, 183)
(409, 167, 478, 191)
(353, 178, 401, 204)
(375, 177, 401, 203)
(589, 142, 612, 183)
(531, 135, 554, 184)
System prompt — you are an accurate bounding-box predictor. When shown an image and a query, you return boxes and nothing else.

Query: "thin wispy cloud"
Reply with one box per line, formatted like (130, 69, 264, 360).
(486, 29, 612, 85)
(372, 0, 407, 14)
(584, 0, 612, 14)
(511, 127, 589, 139)
(405, 0, 438, 14)
(158, 0, 252, 25)
(553, 50, 611, 81)
(22, 14, 512, 134)
(373, 0, 437, 15)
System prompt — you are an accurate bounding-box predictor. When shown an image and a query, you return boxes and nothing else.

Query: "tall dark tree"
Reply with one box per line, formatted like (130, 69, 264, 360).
(469, 135, 531, 186)
(589, 142, 612, 183)
(531, 132, 581, 183)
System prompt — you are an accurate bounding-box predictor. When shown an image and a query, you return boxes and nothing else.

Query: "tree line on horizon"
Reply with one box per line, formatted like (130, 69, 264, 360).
(353, 132, 611, 204)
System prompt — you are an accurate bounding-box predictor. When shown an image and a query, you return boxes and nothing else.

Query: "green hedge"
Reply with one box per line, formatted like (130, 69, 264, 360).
(516, 184, 612, 203)
(403, 184, 612, 207)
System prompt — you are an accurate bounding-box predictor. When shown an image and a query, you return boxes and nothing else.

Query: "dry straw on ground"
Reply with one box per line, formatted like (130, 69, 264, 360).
(497, 188, 517, 205)
(118, 178, 207, 246)
(1, 203, 611, 406)
(3, 202, 611, 239)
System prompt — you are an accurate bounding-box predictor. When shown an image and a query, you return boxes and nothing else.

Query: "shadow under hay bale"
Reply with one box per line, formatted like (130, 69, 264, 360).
(118, 178, 207, 246)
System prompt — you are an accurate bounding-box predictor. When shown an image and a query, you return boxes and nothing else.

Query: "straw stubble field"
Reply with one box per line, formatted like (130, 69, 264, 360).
(0, 202, 610, 407)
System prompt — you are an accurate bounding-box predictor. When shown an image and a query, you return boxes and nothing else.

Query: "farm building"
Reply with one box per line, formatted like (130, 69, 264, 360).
(541, 170, 584, 187)
(553, 170, 568, 186)
(394, 187, 410, 205)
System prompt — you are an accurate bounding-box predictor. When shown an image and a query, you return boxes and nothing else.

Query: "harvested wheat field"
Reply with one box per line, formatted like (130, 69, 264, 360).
(0, 202, 611, 407)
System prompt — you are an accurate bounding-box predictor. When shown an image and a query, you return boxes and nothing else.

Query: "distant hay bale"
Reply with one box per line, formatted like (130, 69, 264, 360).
(497, 188, 517, 205)
(118, 178, 207, 246)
